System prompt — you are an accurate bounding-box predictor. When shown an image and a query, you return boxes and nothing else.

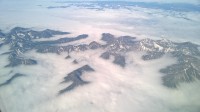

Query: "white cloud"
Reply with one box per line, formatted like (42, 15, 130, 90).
(0, 0, 200, 112)
(1, 49, 200, 112)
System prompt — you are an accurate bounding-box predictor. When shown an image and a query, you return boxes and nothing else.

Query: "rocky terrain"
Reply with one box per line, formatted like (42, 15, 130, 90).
(0, 27, 200, 94)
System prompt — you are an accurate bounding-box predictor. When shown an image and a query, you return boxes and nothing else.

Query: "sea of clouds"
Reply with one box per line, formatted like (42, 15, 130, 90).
(0, 0, 200, 112)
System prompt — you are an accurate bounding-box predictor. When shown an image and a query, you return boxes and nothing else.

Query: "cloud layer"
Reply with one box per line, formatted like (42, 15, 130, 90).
(0, 1, 200, 112)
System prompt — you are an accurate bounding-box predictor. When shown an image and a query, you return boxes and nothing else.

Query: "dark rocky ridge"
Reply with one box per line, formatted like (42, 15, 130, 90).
(59, 65, 94, 94)
(0, 27, 200, 90)
(142, 52, 165, 60)
(100, 52, 110, 60)
(72, 60, 78, 64)
(100, 34, 200, 88)
(0, 73, 26, 87)
(5, 52, 37, 67)
(0, 31, 5, 38)
(0, 27, 87, 67)
(35, 34, 88, 45)
(89, 41, 102, 49)
(65, 55, 71, 59)
(160, 54, 200, 88)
